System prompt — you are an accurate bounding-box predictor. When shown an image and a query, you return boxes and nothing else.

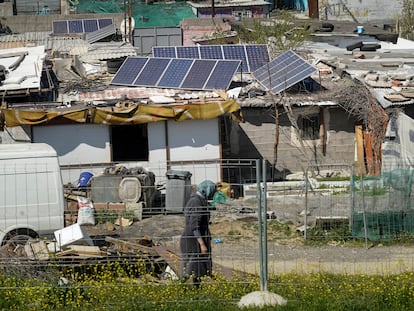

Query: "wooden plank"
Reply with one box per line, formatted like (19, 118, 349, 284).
(55, 249, 78, 257)
(105, 236, 157, 255)
(67, 245, 107, 256)
(153, 246, 182, 277)
(355, 124, 366, 176)
(24, 241, 50, 260)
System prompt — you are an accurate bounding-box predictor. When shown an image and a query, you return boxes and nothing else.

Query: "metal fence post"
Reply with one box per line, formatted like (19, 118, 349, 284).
(256, 159, 265, 291)
(262, 158, 268, 291)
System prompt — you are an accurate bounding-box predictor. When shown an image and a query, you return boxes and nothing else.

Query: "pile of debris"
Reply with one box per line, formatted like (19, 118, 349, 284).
(0, 223, 181, 280)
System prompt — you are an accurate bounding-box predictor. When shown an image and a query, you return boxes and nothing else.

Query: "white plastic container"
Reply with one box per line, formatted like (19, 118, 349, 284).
(54, 223, 93, 248)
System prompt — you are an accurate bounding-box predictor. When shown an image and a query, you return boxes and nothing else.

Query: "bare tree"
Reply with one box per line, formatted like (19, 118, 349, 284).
(236, 13, 312, 179)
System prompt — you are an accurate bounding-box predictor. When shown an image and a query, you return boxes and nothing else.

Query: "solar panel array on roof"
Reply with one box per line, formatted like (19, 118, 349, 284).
(152, 45, 269, 73)
(252, 50, 318, 94)
(110, 57, 240, 91)
(53, 18, 113, 34)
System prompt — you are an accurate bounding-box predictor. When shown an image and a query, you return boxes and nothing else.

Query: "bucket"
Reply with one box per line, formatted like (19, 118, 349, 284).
(78, 172, 93, 187)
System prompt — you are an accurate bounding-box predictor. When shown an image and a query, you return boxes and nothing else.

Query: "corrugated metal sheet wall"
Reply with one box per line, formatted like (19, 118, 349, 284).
(133, 27, 182, 55)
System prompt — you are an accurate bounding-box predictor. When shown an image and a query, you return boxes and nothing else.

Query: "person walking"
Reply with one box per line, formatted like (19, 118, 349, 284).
(180, 180, 217, 288)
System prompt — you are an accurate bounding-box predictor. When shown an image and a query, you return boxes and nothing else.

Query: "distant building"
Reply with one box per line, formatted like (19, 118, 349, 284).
(187, 0, 271, 19)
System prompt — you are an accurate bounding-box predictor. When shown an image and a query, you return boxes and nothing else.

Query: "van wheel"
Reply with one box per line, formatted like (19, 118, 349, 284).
(3, 229, 38, 248)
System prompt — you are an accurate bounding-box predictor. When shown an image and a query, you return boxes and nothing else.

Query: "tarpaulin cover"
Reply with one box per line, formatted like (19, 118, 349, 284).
(2, 107, 89, 127)
(1, 100, 243, 127)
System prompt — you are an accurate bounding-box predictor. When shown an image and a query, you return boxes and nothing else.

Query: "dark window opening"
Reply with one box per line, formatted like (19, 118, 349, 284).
(111, 124, 149, 161)
(300, 114, 320, 140)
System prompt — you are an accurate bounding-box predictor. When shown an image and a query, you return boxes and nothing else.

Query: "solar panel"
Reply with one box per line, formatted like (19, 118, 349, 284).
(68, 20, 84, 33)
(246, 45, 270, 72)
(133, 58, 170, 86)
(158, 59, 193, 88)
(177, 46, 199, 59)
(152, 44, 269, 73)
(98, 19, 113, 28)
(204, 60, 240, 90)
(252, 50, 317, 94)
(111, 57, 148, 85)
(152, 47, 176, 58)
(181, 59, 215, 89)
(222, 45, 248, 73)
(84, 19, 99, 33)
(53, 21, 68, 34)
(111, 57, 240, 91)
(52, 18, 114, 34)
(199, 45, 223, 59)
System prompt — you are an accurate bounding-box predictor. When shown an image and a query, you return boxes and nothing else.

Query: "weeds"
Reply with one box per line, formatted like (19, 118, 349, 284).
(1, 265, 414, 310)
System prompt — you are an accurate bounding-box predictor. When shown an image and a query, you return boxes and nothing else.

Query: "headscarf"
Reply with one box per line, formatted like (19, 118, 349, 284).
(197, 180, 216, 200)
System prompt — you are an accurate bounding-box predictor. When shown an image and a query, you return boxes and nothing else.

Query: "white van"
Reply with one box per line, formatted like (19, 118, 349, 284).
(0, 143, 65, 246)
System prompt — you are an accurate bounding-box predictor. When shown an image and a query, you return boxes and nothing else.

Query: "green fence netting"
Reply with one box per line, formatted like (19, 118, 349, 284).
(75, 0, 195, 27)
(351, 168, 414, 241)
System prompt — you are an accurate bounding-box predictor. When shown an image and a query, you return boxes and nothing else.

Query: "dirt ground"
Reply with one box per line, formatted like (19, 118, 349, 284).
(85, 200, 414, 276)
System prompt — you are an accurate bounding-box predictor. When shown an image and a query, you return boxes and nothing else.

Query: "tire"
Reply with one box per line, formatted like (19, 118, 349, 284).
(3, 229, 38, 248)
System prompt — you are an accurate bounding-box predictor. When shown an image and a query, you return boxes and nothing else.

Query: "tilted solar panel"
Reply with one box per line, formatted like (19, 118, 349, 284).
(252, 50, 317, 94)
(157, 59, 193, 88)
(246, 45, 270, 72)
(111, 57, 148, 85)
(133, 58, 170, 86)
(180, 59, 216, 89)
(222, 45, 248, 73)
(111, 57, 239, 91)
(204, 60, 240, 90)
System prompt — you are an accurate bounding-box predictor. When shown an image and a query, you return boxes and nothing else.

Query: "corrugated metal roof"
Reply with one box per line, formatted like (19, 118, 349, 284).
(369, 87, 414, 108)
(0, 14, 124, 34)
(86, 24, 117, 44)
(80, 42, 138, 61)
(0, 32, 136, 60)
(0, 32, 89, 53)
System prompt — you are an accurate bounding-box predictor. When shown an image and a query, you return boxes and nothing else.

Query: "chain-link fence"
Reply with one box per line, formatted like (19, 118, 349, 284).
(0, 159, 414, 308)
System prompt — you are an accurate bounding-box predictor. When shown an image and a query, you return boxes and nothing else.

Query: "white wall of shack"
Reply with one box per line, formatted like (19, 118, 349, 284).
(28, 119, 221, 186)
(166, 119, 221, 185)
(33, 124, 111, 165)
